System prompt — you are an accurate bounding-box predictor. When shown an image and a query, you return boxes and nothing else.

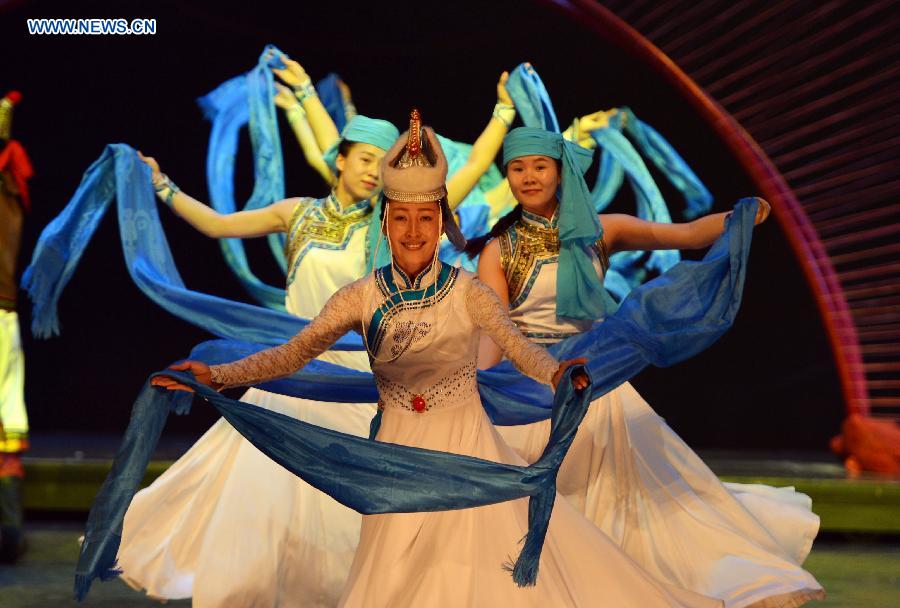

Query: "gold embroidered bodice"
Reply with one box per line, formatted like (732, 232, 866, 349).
(498, 209, 608, 310)
(497, 208, 609, 343)
(284, 194, 372, 286)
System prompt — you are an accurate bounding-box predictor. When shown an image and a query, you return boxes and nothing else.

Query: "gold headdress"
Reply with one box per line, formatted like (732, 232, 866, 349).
(381, 109, 448, 203)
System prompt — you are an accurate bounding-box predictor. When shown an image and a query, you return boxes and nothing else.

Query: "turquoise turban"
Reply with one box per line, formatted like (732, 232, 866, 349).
(503, 127, 614, 320)
(322, 115, 399, 172)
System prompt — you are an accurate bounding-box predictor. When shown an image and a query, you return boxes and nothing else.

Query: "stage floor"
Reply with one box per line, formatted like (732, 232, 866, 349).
(0, 521, 897, 607)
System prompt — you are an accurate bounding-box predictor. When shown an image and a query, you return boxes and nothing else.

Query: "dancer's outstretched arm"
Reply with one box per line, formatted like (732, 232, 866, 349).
(139, 152, 297, 238)
(152, 278, 365, 392)
(466, 276, 588, 391)
(446, 71, 516, 210)
(275, 83, 334, 186)
(601, 197, 770, 254)
(272, 56, 340, 153)
(474, 240, 509, 369)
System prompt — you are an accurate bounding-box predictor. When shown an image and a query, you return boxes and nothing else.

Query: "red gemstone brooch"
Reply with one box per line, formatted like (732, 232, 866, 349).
(411, 394, 427, 413)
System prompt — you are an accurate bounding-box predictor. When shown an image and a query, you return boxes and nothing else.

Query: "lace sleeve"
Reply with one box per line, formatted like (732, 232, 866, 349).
(210, 279, 366, 388)
(465, 278, 558, 385)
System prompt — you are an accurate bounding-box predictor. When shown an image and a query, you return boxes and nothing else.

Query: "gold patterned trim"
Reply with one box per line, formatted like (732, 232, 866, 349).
(501, 219, 560, 308)
(382, 186, 447, 203)
(284, 195, 371, 284)
(500, 221, 609, 308)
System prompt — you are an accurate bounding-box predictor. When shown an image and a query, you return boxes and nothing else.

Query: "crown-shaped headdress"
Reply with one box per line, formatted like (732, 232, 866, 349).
(382, 109, 448, 203)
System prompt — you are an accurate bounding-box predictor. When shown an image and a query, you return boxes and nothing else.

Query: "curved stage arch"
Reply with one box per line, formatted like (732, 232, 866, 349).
(544, 0, 900, 421)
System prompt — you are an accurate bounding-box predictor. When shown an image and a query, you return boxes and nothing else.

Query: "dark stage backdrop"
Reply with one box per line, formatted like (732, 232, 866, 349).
(0, 0, 844, 450)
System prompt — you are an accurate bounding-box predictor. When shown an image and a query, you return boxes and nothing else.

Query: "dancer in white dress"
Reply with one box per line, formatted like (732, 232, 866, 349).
(471, 127, 825, 608)
(155, 121, 723, 608)
(123, 81, 518, 605)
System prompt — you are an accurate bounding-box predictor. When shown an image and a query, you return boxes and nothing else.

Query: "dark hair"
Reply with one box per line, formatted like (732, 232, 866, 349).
(462, 205, 522, 258)
(334, 140, 356, 177)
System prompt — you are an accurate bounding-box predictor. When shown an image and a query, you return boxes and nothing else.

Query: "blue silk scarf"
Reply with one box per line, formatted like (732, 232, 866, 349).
(21, 144, 360, 349)
(196, 46, 289, 310)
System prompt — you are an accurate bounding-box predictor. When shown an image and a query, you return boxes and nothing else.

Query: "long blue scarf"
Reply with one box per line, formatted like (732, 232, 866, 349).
(593, 107, 712, 220)
(21, 144, 360, 349)
(73, 198, 757, 599)
(196, 45, 289, 310)
(74, 365, 591, 600)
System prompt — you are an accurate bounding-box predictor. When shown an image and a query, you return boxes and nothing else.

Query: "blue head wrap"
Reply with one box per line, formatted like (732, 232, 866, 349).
(503, 127, 614, 320)
(322, 115, 399, 172)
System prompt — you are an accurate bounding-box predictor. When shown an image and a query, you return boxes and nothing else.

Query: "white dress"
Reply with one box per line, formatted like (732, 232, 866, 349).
(118, 195, 377, 607)
(493, 209, 825, 608)
(210, 264, 724, 608)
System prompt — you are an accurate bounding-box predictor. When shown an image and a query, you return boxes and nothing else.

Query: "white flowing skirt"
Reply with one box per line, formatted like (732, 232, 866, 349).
(497, 382, 825, 608)
(118, 387, 373, 607)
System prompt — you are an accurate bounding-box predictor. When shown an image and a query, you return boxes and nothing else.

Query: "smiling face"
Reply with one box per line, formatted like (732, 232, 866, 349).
(385, 201, 441, 277)
(335, 142, 386, 203)
(506, 154, 561, 215)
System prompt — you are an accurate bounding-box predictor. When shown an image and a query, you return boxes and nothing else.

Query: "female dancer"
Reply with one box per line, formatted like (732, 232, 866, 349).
(153, 123, 723, 608)
(470, 127, 825, 608)
(120, 78, 520, 606)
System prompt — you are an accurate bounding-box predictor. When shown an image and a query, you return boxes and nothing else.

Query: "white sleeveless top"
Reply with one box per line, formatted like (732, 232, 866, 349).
(497, 208, 608, 345)
(284, 193, 372, 371)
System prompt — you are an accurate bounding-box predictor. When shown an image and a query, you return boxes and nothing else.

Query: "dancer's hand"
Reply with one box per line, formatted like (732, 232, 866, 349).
(579, 109, 618, 133)
(753, 197, 771, 225)
(497, 71, 512, 105)
(137, 151, 162, 183)
(274, 83, 299, 111)
(551, 357, 590, 391)
(338, 78, 353, 104)
(272, 55, 310, 88)
(151, 360, 218, 393)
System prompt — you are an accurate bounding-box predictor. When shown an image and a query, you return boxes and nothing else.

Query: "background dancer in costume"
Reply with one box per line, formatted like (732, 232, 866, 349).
(469, 126, 824, 608)
(152, 118, 723, 608)
(0, 90, 31, 563)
